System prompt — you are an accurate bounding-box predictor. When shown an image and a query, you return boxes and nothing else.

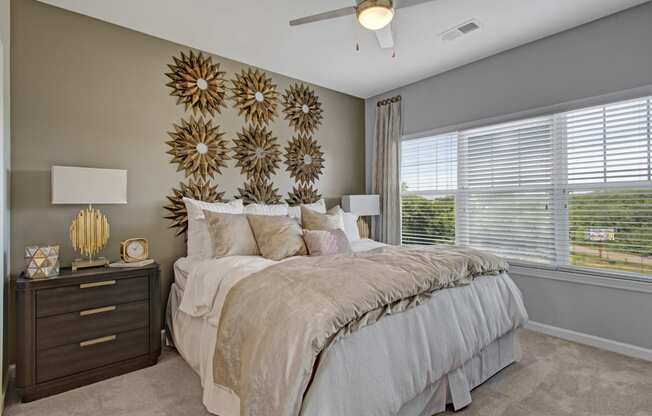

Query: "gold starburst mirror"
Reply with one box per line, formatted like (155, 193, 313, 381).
(164, 179, 225, 235)
(237, 180, 282, 205)
(284, 134, 325, 184)
(232, 125, 281, 181)
(230, 68, 279, 126)
(165, 50, 227, 117)
(166, 117, 230, 180)
(286, 183, 322, 206)
(282, 83, 324, 135)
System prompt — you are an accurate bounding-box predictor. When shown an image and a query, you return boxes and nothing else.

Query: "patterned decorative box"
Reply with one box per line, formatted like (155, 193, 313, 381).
(25, 245, 60, 279)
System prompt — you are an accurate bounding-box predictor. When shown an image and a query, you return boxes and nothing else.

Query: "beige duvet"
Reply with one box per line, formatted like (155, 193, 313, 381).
(213, 245, 509, 416)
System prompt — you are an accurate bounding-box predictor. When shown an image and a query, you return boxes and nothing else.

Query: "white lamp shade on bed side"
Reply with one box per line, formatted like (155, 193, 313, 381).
(51, 166, 128, 205)
(341, 195, 380, 216)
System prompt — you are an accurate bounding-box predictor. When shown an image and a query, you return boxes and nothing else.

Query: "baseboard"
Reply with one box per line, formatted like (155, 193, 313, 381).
(525, 321, 652, 362)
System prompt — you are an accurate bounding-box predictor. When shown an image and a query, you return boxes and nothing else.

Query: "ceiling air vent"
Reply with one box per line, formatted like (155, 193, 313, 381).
(440, 19, 480, 41)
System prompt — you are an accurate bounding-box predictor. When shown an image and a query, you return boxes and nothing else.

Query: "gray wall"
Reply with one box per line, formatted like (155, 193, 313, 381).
(10, 0, 365, 360)
(366, 2, 652, 349)
(1, 0, 9, 400)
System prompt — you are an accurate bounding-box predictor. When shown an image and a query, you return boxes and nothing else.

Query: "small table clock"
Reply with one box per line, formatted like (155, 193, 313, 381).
(120, 238, 149, 263)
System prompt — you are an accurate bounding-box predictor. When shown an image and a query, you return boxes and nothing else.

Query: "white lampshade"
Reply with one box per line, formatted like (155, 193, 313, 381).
(51, 166, 127, 205)
(341, 195, 380, 216)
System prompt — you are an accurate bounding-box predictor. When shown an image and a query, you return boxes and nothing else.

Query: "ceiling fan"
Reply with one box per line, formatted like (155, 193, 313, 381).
(289, 0, 438, 49)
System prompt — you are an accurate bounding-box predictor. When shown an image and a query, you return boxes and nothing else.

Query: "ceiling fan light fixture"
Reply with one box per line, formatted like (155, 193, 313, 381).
(357, 0, 394, 31)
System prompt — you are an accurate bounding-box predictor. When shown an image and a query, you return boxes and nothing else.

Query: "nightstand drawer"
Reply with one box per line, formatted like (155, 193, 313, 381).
(37, 301, 149, 350)
(36, 327, 149, 383)
(36, 276, 148, 317)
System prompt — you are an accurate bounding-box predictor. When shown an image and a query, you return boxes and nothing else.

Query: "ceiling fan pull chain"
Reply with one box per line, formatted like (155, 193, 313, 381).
(356, 41, 360, 52)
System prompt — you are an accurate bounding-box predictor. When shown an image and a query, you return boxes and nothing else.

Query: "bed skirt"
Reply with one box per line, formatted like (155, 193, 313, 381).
(167, 282, 521, 416)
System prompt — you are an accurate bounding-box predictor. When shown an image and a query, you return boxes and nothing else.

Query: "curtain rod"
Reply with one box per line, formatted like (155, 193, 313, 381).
(377, 95, 401, 107)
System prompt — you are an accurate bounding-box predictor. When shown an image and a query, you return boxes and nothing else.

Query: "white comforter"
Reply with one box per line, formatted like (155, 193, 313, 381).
(175, 240, 528, 416)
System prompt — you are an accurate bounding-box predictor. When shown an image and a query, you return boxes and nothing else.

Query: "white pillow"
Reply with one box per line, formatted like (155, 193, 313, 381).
(342, 212, 361, 242)
(244, 202, 289, 216)
(183, 197, 244, 259)
(288, 199, 326, 224)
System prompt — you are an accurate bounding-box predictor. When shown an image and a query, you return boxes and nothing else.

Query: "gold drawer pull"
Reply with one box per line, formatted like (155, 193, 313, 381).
(79, 305, 116, 316)
(79, 280, 116, 289)
(79, 335, 117, 348)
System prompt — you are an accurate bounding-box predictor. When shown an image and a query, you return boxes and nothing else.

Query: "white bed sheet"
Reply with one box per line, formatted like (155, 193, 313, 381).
(170, 242, 528, 416)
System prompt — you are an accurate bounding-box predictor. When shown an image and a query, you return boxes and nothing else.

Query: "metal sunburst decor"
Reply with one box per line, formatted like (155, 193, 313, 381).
(237, 179, 282, 205)
(284, 134, 325, 184)
(230, 68, 278, 126)
(166, 117, 230, 180)
(286, 183, 322, 206)
(232, 125, 281, 181)
(163, 179, 225, 235)
(282, 83, 324, 135)
(165, 50, 227, 117)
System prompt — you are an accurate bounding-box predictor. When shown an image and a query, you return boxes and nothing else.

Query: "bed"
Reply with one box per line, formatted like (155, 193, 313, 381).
(167, 238, 528, 416)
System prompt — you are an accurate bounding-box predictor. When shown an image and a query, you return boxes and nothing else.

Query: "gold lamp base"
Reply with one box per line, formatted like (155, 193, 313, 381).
(71, 257, 110, 272)
(70, 205, 111, 271)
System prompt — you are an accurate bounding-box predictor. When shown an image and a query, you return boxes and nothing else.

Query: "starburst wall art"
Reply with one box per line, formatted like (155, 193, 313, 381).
(164, 179, 225, 235)
(284, 134, 325, 184)
(286, 183, 322, 206)
(237, 179, 282, 205)
(282, 83, 324, 135)
(230, 68, 279, 126)
(165, 50, 227, 117)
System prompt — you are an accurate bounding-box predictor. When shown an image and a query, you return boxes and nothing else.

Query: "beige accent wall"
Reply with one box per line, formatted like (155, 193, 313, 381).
(10, 0, 365, 317)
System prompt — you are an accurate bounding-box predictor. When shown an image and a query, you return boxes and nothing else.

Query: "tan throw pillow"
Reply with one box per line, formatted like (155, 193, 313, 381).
(247, 215, 307, 260)
(301, 205, 345, 231)
(203, 211, 260, 257)
(303, 229, 352, 256)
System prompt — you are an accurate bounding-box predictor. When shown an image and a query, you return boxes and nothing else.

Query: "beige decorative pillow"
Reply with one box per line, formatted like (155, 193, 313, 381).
(301, 205, 345, 231)
(247, 215, 307, 260)
(303, 229, 352, 256)
(203, 211, 260, 257)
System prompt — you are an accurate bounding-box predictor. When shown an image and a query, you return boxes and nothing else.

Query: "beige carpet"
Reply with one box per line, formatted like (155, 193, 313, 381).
(6, 329, 652, 416)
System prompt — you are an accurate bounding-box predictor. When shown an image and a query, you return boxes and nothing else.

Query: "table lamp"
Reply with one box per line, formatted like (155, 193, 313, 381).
(341, 195, 380, 239)
(51, 166, 127, 271)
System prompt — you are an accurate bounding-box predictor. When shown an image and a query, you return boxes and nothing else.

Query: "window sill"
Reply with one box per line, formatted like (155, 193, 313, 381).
(509, 262, 652, 294)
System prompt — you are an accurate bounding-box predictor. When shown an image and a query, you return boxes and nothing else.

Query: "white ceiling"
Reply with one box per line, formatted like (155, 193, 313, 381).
(37, 0, 649, 98)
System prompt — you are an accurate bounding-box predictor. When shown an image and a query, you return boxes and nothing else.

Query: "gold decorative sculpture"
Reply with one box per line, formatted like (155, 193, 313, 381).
(232, 125, 281, 180)
(69, 207, 111, 270)
(165, 50, 227, 117)
(284, 134, 325, 184)
(282, 83, 324, 135)
(286, 183, 322, 206)
(237, 180, 282, 205)
(230, 68, 278, 126)
(164, 179, 225, 235)
(166, 116, 231, 180)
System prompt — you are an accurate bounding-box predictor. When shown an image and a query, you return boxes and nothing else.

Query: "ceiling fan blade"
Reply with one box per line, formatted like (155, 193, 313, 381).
(394, 0, 438, 9)
(289, 6, 357, 26)
(375, 24, 394, 49)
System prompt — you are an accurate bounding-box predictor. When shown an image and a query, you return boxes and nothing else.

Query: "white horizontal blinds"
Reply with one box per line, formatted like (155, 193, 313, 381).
(565, 97, 652, 275)
(458, 117, 557, 263)
(566, 97, 652, 185)
(400, 134, 457, 192)
(568, 190, 652, 275)
(400, 134, 457, 245)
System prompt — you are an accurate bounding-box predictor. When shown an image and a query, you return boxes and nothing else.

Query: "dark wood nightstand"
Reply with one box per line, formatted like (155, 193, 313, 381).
(16, 263, 161, 402)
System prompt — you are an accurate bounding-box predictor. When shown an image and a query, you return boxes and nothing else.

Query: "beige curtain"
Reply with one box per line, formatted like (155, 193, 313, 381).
(371, 96, 402, 245)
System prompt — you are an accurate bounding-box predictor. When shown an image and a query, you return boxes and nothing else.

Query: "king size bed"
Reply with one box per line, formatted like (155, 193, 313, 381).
(167, 234, 528, 416)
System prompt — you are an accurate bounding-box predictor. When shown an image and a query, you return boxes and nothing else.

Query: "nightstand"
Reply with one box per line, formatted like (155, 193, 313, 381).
(16, 263, 161, 402)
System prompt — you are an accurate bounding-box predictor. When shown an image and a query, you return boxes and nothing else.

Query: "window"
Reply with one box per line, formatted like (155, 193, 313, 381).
(400, 96, 652, 277)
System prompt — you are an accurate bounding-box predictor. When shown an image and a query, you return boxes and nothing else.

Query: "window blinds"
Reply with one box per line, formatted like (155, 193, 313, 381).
(399, 95, 652, 277)
(457, 117, 557, 263)
(400, 134, 457, 245)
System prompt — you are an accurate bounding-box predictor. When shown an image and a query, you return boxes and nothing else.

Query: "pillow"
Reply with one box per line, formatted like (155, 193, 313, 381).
(288, 199, 326, 224)
(203, 211, 260, 257)
(341, 212, 361, 242)
(301, 205, 345, 231)
(247, 215, 307, 260)
(244, 202, 289, 216)
(183, 198, 244, 259)
(303, 229, 353, 256)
